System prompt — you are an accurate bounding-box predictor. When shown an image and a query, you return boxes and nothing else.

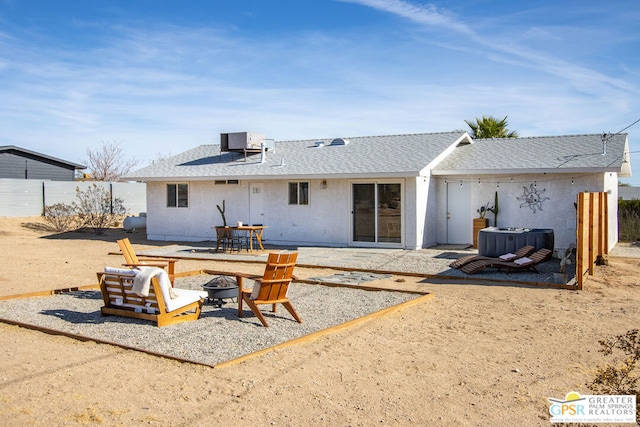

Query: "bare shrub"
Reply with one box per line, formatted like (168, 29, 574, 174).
(588, 329, 639, 416)
(43, 203, 79, 232)
(71, 184, 128, 235)
(619, 200, 640, 242)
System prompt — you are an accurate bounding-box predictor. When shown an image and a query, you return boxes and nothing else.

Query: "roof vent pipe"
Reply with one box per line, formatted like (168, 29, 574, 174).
(601, 133, 607, 155)
(261, 142, 267, 164)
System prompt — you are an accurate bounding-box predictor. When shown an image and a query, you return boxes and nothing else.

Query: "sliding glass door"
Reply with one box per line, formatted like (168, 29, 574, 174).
(352, 182, 402, 245)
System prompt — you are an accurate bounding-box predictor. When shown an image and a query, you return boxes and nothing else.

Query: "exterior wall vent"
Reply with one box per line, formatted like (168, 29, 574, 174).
(330, 138, 349, 146)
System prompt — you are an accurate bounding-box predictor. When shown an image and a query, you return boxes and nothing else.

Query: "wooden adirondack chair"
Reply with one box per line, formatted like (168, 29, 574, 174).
(235, 251, 301, 327)
(117, 238, 178, 286)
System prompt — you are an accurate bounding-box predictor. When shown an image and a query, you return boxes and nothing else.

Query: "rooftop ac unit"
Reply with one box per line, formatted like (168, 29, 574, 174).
(221, 132, 265, 152)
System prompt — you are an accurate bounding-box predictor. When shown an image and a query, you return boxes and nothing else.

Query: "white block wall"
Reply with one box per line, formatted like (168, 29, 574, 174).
(433, 173, 618, 252)
(146, 178, 420, 248)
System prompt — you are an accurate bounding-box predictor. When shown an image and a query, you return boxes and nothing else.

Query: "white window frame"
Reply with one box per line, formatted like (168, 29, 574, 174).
(288, 181, 309, 205)
(166, 183, 189, 208)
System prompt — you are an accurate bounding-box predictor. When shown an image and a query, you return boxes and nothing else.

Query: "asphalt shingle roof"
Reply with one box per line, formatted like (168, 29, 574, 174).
(124, 131, 468, 181)
(123, 132, 630, 181)
(0, 145, 86, 169)
(432, 133, 629, 174)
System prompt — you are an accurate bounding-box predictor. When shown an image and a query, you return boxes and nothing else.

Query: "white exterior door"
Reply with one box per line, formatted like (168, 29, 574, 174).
(447, 181, 472, 244)
(249, 183, 264, 225)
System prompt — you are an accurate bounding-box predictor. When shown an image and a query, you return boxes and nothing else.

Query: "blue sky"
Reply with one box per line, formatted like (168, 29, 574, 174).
(1, 0, 639, 182)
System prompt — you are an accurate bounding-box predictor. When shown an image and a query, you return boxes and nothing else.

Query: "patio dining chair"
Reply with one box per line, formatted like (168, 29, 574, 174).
(215, 227, 231, 252)
(229, 228, 249, 252)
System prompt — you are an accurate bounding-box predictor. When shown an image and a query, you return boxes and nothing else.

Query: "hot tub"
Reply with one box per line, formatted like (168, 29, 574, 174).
(478, 227, 554, 257)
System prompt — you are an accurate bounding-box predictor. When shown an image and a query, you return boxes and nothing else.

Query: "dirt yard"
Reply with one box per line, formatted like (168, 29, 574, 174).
(0, 217, 639, 426)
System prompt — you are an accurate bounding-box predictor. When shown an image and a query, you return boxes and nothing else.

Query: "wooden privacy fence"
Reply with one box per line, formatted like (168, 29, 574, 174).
(576, 192, 608, 290)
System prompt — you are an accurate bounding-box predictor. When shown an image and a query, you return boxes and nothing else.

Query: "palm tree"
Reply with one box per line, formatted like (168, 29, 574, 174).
(464, 115, 519, 139)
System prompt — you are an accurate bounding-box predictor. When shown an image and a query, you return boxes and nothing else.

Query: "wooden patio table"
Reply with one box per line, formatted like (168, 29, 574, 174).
(213, 225, 267, 253)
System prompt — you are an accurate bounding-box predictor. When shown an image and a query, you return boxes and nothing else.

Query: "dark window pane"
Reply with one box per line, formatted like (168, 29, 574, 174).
(299, 182, 309, 205)
(289, 182, 298, 205)
(353, 183, 375, 242)
(167, 184, 177, 207)
(177, 184, 189, 207)
(378, 183, 401, 243)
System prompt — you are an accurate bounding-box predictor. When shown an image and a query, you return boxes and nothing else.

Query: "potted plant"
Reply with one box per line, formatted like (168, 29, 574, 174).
(476, 201, 494, 220)
(214, 200, 230, 252)
(216, 200, 227, 226)
(473, 201, 494, 248)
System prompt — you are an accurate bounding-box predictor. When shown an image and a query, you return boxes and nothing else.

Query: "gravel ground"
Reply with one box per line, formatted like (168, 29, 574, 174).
(147, 244, 578, 285)
(0, 274, 419, 366)
(2, 241, 632, 367)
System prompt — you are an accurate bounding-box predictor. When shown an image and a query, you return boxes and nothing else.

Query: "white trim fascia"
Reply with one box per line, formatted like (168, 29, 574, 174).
(431, 167, 623, 176)
(129, 172, 422, 182)
(620, 138, 632, 177)
(420, 132, 473, 175)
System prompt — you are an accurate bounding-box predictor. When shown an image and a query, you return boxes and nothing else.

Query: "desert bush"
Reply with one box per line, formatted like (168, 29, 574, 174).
(619, 200, 640, 242)
(588, 329, 639, 416)
(43, 185, 127, 234)
(43, 203, 80, 232)
(72, 184, 127, 235)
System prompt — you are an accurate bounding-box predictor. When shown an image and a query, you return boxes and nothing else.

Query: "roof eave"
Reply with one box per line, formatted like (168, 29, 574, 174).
(620, 138, 632, 178)
(425, 132, 473, 172)
(0, 145, 86, 169)
(124, 171, 420, 182)
(431, 167, 624, 176)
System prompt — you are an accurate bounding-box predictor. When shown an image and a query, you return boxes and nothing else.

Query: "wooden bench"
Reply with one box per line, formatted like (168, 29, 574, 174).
(97, 269, 207, 327)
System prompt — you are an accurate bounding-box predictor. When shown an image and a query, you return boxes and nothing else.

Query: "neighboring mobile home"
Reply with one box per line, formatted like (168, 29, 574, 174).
(0, 145, 85, 181)
(124, 131, 631, 252)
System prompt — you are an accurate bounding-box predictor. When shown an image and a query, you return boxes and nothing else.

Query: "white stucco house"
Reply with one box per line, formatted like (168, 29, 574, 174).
(124, 131, 631, 252)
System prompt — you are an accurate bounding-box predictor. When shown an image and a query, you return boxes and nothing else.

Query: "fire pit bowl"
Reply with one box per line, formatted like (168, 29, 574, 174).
(202, 276, 238, 307)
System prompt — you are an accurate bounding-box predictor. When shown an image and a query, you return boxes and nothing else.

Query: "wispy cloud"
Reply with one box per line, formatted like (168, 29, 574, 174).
(342, 0, 639, 96)
(341, 0, 474, 36)
(1, 1, 639, 181)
